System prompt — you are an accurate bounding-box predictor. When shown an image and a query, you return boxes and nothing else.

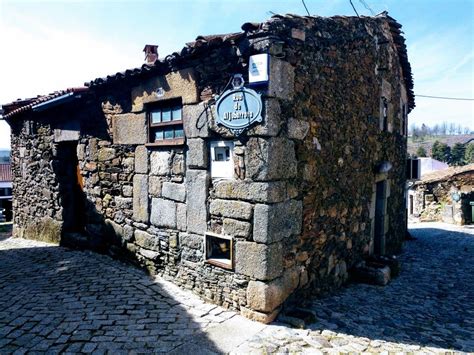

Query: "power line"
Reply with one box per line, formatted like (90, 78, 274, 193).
(415, 94, 474, 101)
(301, 0, 310, 16)
(349, 0, 360, 17)
(358, 0, 375, 15)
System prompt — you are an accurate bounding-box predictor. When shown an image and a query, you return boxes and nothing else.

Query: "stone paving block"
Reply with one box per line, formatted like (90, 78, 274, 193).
(1, 223, 473, 354)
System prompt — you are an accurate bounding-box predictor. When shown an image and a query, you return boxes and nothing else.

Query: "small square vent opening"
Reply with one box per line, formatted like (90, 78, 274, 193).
(205, 233, 233, 270)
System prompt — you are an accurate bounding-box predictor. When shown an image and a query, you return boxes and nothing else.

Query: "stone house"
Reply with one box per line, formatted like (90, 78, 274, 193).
(1, 13, 414, 322)
(409, 164, 474, 225)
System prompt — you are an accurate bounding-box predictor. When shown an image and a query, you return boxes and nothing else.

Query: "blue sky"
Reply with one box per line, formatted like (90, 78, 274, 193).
(0, 0, 473, 149)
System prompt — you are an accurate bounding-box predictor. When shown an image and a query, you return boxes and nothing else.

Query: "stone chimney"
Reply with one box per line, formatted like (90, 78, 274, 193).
(143, 44, 159, 64)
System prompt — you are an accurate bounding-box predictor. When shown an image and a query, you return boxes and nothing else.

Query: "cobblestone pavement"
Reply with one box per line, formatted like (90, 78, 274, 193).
(0, 233, 245, 354)
(233, 222, 474, 354)
(1, 222, 473, 354)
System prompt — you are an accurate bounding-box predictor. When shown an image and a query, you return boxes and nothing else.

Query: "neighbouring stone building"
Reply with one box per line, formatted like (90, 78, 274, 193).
(0, 163, 13, 221)
(409, 164, 474, 225)
(2, 13, 414, 322)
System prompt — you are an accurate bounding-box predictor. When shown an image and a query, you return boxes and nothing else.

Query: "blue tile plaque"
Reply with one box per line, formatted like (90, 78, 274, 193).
(215, 87, 263, 136)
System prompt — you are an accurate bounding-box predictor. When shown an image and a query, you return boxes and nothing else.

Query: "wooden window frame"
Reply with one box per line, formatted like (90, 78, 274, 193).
(146, 99, 185, 147)
(205, 233, 234, 270)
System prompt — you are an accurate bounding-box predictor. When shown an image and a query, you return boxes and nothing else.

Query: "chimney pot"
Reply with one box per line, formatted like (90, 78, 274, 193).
(143, 44, 159, 64)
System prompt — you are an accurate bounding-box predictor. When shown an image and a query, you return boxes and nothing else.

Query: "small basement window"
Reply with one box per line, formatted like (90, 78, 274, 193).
(205, 233, 233, 270)
(147, 98, 184, 146)
(210, 141, 234, 179)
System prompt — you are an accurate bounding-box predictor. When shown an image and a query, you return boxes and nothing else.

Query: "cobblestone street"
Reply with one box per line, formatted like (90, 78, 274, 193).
(234, 223, 474, 354)
(0, 230, 246, 354)
(1, 222, 473, 354)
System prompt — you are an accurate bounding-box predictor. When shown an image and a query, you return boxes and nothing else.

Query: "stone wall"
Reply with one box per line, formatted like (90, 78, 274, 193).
(412, 172, 474, 225)
(279, 16, 409, 300)
(5, 14, 411, 322)
(8, 105, 87, 244)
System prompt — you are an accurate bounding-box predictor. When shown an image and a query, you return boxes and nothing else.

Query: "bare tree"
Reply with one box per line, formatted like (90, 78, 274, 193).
(441, 122, 448, 135)
(449, 122, 456, 135)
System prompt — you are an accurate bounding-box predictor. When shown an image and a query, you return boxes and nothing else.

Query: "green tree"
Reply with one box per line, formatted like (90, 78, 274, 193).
(431, 140, 451, 163)
(416, 146, 427, 157)
(465, 143, 474, 164)
(450, 143, 466, 166)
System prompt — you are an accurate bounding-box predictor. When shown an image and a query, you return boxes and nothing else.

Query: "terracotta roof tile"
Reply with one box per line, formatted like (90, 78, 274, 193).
(415, 164, 474, 185)
(2, 87, 88, 119)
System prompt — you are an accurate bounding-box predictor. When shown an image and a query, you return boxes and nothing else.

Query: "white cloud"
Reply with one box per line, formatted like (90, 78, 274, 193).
(0, 11, 147, 149)
(0, 12, 142, 104)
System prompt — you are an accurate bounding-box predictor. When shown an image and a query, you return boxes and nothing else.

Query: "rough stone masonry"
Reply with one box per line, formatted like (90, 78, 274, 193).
(2, 13, 414, 322)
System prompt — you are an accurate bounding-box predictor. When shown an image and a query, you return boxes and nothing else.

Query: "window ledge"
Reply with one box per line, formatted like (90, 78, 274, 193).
(145, 138, 185, 147)
(205, 258, 233, 270)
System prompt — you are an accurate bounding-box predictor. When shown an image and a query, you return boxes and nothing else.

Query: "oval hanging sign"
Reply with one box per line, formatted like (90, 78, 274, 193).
(215, 87, 263, 136)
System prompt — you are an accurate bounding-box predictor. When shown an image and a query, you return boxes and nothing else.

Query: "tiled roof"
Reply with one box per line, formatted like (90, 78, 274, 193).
(0, 163, 12, 182)
(86, 31, 245, 88)
(85, 13, 414, 111)
(384, 13, 415, 112)
(2, 87, 88, 120)
(415, 164, 474, 185)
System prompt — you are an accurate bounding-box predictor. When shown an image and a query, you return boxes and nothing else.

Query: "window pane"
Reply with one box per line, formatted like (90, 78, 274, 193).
(174, 127, 184, 138)
(172, 106, 182, 121)
(154, 129, 164, 141)
(164, 127, 174, 139)
(215, 147, 230, 161)
(162, 108, 171, 122)
(151, 111, 161, 124)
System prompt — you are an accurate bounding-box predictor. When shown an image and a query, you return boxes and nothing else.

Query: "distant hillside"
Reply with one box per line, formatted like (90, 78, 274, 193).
(407, 134, 474, 156)
(0, 150, 10, 163)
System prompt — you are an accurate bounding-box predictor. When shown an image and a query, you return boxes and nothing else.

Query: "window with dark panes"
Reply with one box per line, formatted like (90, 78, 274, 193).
(148, 99, 184, 145)
(382, 97, 388, 131)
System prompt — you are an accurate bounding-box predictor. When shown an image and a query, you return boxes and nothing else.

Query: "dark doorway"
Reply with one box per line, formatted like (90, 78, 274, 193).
(409, 195, 414, 215)
(374, 180, 387, 255)
(55, 142, 85, 234)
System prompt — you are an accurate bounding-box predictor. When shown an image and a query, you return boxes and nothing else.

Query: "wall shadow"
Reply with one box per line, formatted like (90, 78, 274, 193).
(305, 226, 474, 352)
(0, 239, 222, 353)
